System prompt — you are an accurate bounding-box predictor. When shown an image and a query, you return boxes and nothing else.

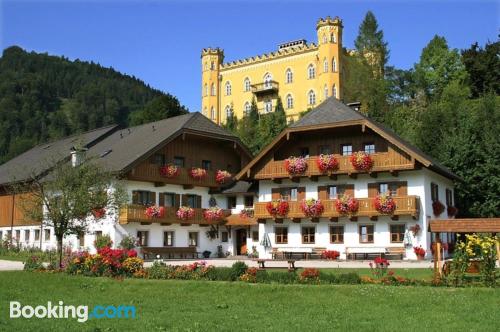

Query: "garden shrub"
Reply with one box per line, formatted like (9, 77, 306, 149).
(94, 234, 112, 249)
(230, 261, 248, 280)
(255, 270, 270, 283)
(147, 261, 171, 279)
(119, 235, 137, 250)
(267, 271, 297, 284)
(319, 272, 339, 284)
(204, 267, 234, 281)
(240, 267, 258, 283)
(337, 272, 361, 284)
(299, 268, 320, 283)
(65, 247, 140, 277)
(23, 255, 44, 271)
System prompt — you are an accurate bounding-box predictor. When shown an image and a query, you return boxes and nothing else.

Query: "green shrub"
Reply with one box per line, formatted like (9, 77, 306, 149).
(94, 234, 112, 249)
(337, 272, 361, 284)
(319, 272, 339, 284)
(267, 271, 297, 284)
(23, 255, 44, 271)
(147, 261, 170, 279)
(204, 267, 234, 281)
(119, 235, 137, 250)
(230, 261, 248, 280)
(255, 270, 270, 283)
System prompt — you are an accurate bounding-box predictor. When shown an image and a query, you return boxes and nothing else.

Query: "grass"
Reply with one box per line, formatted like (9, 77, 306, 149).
(0, 271, 499, 331)
(0, 249, 57, 262)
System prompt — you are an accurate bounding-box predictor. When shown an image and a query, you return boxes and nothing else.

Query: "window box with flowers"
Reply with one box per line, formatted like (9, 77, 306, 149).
(159, 164, 180, 178)
(240, 208, 254, 219)
(176, 206, 195, 221)
(189, 167, 207, 181)
(203, 206, 224, 222)
(447, 206, 458, 217)
(350, 151, 374, 171)
(316, 154, 338, 173)
(374, 193, 397, 214)
(335, 194, 359, 215)
(284, 156, 308, 176)
(266, 200, 289, 218)
(413, 246, 426, 260)
(300, 198, 324, 218)
(215, 170, 232, 184)
(145, 206, 165, 218)
(432, 200, 445, 216)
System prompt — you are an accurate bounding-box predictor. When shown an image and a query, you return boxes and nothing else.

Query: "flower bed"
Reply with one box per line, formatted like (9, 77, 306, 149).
(215, 170, 232, 184)
(266, 200, 289, 217)
(284, 156, 308, 175)
(350, 151, 374, 171)
(321, 250, 340, 260)
(176, 206, 195, 221)
(203, 206, 224, 222)
(432, 200, 445, 216)
(335, 194, 359, 215)
(159, 164, 180, 178)
(299, 268, 320, 283)
(66, 247, 141, 277)
(300, 198, 324, 218)
(145, 205, 165, 218)
(189, 167, 207, 181)
(317, 154, 338, 173)
(374, 193, 396, 214)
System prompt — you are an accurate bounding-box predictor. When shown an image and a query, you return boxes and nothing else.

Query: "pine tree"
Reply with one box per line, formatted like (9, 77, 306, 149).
(223, 106, 238, 133)
(237, 98, 260, 155)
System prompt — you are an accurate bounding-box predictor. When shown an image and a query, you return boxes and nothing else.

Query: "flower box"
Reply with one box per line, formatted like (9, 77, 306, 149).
(374, 193, 397, 214)
(432, 200, 445, 216)
(159, 164, 180, 178)
(447, 206, 458, 217)
(215, 170, 232, 184)
(300, 199, 324, 218)
(189, 167, 207, 181)
(203, 206, 224, 222)
(266, 200, 289, 217)
(176, 206, 195, 221)
(284, 156, 308, 175)
(239, 208, 254, 219)
(92, 208, 106, 219)
(316, 154, 339, 173)
(145, 206, 165, 218)
(350, 151, 374, 171)
(335, 194, 359, 215)
(413, 246, 426, 259)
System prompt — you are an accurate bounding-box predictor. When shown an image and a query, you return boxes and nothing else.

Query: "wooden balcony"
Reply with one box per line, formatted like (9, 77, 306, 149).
(119, 204, 231, 225)
(251, 81, 279, 95)
(254, 195, 420, 220)
(254, 153, 414, 180)
(128, 164, 221, 188)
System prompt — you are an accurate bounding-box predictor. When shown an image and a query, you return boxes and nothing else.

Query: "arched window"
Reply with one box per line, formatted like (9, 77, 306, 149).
(225, 105, 232, 119)
(244, 102, 251, 116)
(204, 83, 208, 96)
(323, 58, 328, 73)
(210, 107, 215, 120)
(225, 81, 232, 96)
(244, 78, 251, 92)
(204, 62, 208, 71)
(210, 61, 215, 70)
(308, 90, 316, 105)
(324, 84, 328, 99)
(203, 107, 207, 116)
(264, 73, 273, 88)
(211, 83, 216, 96)
(332, 57, 337, 72)
(264, 100, 272, 113)
(307, 64, 316, 79)
(322, 34, 327, 44)
(332, 84, 337, 98)
(331, 33, 336, 43)
(286, 94, 294, 109)
(285, 69, 293, 84)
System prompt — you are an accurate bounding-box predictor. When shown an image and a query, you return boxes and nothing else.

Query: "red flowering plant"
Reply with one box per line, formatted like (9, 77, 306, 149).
(215, 170, 232, 184)
(66, 247, 140, 277)
(316, 154, 339, 173)
(159, 164, 180, 178)
(239, 208, 254, 219)
(350, 151, 374, 171)
(266, 200, 289, 217)
(369, 257, 390, 279)
(335, 194, 359, 215)
(321, 250, 340, 260)
(203, 206, 224, 222)
(284, 156, 308, 175)
(374, 192, 397, 214)
(447, 206, 458, 217)
(176, 206, 195, 221)
(92, 208, 106, 219)
(189, 167, 207, 181)
(300, 198, 324, 218)
(299, 268, 320, 283)
(145, 206, 165, 218)
(432, 200, 445, 216)
(413, 246, 426, 258)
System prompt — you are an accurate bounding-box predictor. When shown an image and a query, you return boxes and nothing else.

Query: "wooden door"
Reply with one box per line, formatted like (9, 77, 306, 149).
(236, 229, 247, 255)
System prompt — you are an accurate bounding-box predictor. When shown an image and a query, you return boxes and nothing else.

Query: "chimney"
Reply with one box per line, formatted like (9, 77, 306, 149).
(70, 147, 88, 167)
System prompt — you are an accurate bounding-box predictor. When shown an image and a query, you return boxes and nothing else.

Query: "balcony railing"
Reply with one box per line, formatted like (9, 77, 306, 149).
(251, 81, 279, 95)
(119, 204, 231, 225)
(254, 196, 420, 220)
(253, 153, 414, 179)
(128, 164, 221, 187)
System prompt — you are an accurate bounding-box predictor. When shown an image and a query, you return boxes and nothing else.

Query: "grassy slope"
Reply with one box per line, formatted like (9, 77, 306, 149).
(0, 272, 499, 331)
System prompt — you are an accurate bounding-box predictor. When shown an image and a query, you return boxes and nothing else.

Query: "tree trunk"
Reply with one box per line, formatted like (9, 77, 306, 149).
(57, 234, 63, 269)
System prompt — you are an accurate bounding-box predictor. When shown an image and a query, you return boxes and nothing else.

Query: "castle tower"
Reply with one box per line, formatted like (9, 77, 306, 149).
(201, 48, 224, 124)
(316, 16, 343, 101)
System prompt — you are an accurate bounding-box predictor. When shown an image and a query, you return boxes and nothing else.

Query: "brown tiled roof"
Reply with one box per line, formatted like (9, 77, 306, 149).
(429, 218, 500, 232)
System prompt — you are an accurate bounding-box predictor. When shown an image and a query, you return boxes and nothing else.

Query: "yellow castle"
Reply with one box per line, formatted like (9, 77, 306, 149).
(201, 16, 345, 124)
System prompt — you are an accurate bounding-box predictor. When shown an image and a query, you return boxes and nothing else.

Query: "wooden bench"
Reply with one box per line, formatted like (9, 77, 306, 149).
(385, 247, 406, 260)
(142, 247, 199, 260)
(255, 259, 296, 272)
(346, 247, 387, 260)
(272, 247, 326, 260)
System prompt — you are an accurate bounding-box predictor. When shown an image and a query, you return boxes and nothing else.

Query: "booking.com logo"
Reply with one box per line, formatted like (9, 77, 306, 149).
(10, 301, 136, 323)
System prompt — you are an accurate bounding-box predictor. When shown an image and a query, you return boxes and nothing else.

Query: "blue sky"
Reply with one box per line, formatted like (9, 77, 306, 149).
(2, 1, 499, 112)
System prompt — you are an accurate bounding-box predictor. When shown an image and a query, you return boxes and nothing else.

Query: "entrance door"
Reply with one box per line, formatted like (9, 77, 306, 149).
(236, 229, 247, 255)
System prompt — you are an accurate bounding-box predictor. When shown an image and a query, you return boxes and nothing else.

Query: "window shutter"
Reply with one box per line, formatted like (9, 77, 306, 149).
(297, 187, 306, 201)
(159, 193, 165, 206)
(345, 184, 355, 197)
(132, 191, 139, 204)
(196, 195, 202, 209)
(318, 186, 328, 200)
(397, 181, 408, 196)
(271, 188, 280, 200)
(174, 194, 181, 208)
(368, 183, 378, 197)
(150, 192, 156, 205)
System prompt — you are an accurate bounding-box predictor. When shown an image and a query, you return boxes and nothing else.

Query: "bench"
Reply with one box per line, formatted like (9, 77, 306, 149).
(142, 246, 199, 260)
(272, 247, 326, 260)
(346, 247, 387, 260)
(255, 259, 296, 272)
(385, 247, 406, 260)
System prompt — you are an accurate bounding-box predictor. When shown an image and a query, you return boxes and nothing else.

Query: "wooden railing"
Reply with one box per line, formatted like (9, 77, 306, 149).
(119, 204, 231, 225)
(254, 195, 419, 220)
(253, 153, 414, 179)
(128, 164, 220, 187)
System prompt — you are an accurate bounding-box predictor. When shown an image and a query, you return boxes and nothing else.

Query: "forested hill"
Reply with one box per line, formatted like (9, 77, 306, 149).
(0, 46, 188, 163)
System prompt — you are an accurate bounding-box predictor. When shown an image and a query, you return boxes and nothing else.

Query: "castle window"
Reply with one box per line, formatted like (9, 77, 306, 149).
(285, 69, 293, 84)
(204, 83, 208, 96)
(210, 61, 215, 70)
(331, 33, 336, 43)
(322, 34, 327, 44)
(308, 90, 316, 105)
(210, 83, 216, 96)
(204, 62, 208, 71)
(225, 82, 232, 96)
(264, 100, 273, 113)
(210, 107, 215, 120)
(225, 105, 232, 119)
(332, 57, 337, 72)
(286, 94, 294, 109)
(244, 78, 251, 92)
(324, 84, 328, 99)
(264, 73, 273, 88)
(323, 58, 328, 73)
(332, 84, 337, 98)
(308, 64, 316, 79)
(244, 102, 251, 115)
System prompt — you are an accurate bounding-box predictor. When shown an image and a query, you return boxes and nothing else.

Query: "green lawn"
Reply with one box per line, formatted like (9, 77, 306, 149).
(0, 271, 499, 331)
